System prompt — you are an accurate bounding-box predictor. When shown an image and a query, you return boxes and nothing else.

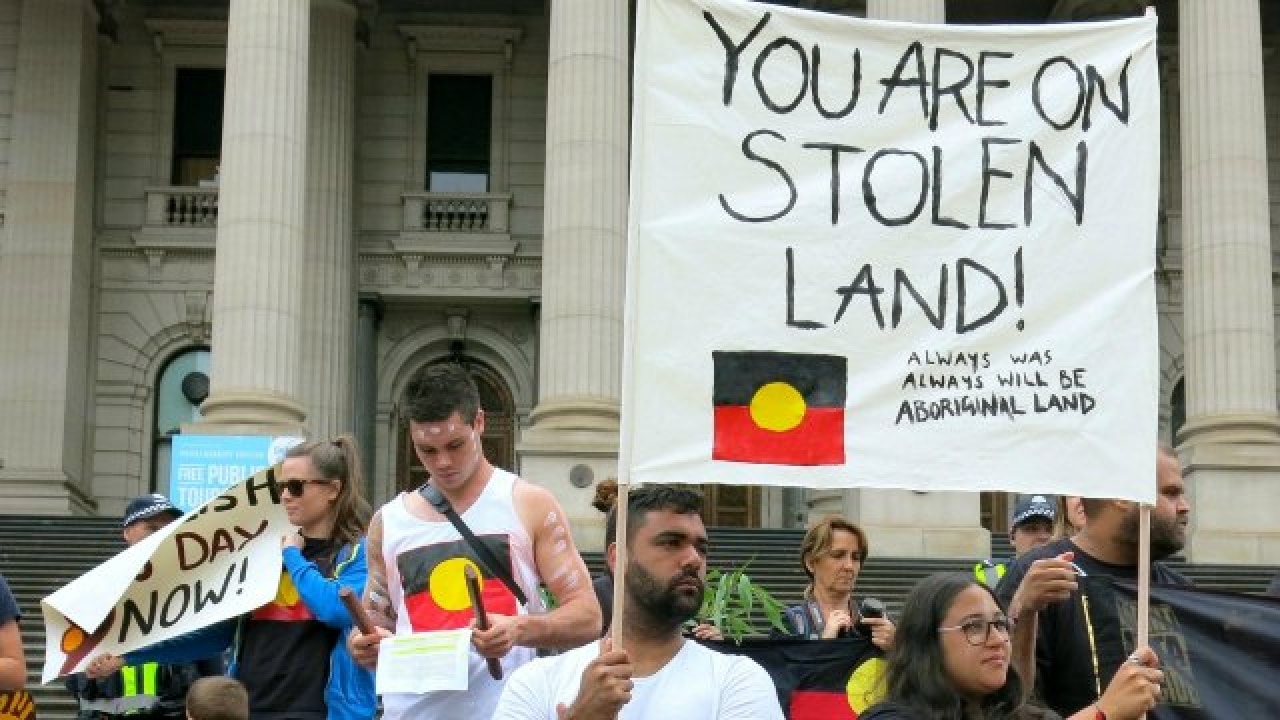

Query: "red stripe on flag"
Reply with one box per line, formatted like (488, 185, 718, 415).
(251, 601, 314, 623)
(712, 406, 844, 465)
(790, 690, 857, 720)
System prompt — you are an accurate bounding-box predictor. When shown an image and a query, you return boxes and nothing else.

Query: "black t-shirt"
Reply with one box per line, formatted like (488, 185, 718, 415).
(240, 537, 341, 720)
(861, 700, 1061, 720)
(593, 574, 613, 634)
(995, 537, 1192, 717)
(860, 702, 920, 720)
(0, 574, 19, 625)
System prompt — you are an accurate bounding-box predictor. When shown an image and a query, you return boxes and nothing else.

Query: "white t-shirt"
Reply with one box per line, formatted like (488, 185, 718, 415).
(493, 639, 785, 720)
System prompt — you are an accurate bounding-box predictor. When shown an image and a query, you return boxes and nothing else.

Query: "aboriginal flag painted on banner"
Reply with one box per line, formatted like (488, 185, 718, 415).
(1090, 579, 1280, 719)
(702, 635, 885, 719)
(0, 689, 36, 720)
(711, 351, 847, 465)
(396, 535, 520, 633)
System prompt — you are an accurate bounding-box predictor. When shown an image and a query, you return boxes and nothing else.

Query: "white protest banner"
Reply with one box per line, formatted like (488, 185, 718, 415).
(41, 466, 291, 683)
(622, 0, 1159, 502)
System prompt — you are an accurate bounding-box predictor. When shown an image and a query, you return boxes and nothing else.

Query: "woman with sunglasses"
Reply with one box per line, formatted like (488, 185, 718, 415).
(89, 436, 376, 720)
(862, 573, 1162, 720)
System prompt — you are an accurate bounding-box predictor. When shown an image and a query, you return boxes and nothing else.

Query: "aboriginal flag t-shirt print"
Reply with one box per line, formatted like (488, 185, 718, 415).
(712, 350, 847, 465)
(397, 535, 519, 632)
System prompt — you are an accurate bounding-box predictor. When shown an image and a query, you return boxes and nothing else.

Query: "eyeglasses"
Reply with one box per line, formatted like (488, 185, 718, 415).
(937, 615, 1013, 646)
(281, 478, 332, 497)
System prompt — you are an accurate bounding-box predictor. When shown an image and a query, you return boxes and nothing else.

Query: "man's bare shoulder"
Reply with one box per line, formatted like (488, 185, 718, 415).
(511, 476, 557, 505)
(512, 478, 562, 532)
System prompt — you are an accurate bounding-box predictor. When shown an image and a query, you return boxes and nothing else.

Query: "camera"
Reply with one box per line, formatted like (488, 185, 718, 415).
(854, 597, 887, 639)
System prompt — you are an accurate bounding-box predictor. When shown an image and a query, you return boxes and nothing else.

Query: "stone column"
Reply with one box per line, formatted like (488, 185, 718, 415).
(199, 0, 309, 432)
(519, 0, 628, 547)
(867, 0, 944, 22)
(299, 0, 357, 441)
(0, 0, 99, 514)
(355, 295, 381, 500)
(1178, 0, 1280, 563)
(821, 0, 987, 558)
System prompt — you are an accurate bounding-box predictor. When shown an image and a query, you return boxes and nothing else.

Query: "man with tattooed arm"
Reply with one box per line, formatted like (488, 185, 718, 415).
(347, 364, 601, 719)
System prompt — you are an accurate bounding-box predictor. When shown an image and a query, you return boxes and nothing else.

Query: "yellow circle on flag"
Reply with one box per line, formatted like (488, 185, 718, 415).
(847, 656, 888, 712)
(749, 381, 806, 432)
(429, 557, 484, 611)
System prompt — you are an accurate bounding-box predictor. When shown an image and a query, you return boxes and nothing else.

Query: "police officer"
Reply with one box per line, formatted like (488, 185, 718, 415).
(974, 495, 1056, 587)
(66, 495, 223, 719)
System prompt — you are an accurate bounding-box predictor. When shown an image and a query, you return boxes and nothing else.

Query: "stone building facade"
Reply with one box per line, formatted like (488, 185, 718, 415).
(0, 0, 1277, 563)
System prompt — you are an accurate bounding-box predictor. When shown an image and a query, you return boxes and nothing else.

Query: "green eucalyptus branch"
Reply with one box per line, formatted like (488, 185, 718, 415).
(696, 558, 789, 643)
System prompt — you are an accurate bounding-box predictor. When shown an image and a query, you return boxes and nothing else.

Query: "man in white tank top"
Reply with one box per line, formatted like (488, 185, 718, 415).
(347, 364, 601, 720)
(492, 485, 785, 720)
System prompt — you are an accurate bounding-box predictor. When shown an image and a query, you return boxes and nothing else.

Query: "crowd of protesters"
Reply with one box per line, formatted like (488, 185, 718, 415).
(1, 363, 1271, 719)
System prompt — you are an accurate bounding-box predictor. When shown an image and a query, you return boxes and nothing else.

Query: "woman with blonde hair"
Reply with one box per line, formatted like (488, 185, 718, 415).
(784, 516, 895, 649)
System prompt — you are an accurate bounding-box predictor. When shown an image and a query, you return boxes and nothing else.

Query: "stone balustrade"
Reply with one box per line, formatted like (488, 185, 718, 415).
(402, 191, 511, 233)
(144, 185, 219, 227)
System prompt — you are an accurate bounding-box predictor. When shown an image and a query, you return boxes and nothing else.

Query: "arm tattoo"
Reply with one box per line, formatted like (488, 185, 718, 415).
(363, 512, 397, 628)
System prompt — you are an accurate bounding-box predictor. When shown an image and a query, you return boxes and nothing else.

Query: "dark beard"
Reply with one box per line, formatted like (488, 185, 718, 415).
(1118, 507, 1185, 561)
(625, 560, 703, 630)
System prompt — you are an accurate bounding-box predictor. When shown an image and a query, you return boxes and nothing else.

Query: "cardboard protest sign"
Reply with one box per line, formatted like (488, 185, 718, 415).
(622, 0, 1160, 501)
(40, 467, 290, 683)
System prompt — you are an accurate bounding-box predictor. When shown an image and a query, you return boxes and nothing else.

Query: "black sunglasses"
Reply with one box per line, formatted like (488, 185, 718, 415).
(281, 478, 332, 497)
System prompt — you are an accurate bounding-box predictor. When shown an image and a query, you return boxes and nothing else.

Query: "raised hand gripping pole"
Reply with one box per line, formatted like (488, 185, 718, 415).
(465, 565, 504, 680)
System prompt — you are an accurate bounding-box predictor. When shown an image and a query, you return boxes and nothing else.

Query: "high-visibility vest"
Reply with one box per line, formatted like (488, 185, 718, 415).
(119, 662, 160, 715)
(973, 560, 1007, 587)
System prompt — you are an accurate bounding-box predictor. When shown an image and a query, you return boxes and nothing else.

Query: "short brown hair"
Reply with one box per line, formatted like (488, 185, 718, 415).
(186, 677, 248, 720)
(799, 515, 869, 584)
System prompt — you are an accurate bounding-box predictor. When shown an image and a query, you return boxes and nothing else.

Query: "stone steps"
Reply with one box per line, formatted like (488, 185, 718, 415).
(2, 516, 1276, 720)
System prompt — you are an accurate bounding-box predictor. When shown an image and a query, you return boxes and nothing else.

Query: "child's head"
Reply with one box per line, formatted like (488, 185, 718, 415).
(186, 676, 248, 720)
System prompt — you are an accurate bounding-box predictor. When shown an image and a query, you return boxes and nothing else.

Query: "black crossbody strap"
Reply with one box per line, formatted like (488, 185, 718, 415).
(419, 483, 530, 607)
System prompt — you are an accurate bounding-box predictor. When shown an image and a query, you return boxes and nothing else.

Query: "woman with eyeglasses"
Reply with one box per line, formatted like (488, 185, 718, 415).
(862, 572, 1162, 720)
(88, 436, 377, 720)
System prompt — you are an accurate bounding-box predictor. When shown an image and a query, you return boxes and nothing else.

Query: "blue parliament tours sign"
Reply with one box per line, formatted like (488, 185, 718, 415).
(169, 435, 303, 511)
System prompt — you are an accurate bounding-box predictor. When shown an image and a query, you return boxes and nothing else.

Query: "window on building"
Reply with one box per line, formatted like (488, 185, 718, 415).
(171, 67, 225, 186)
(1170, 378, 1185, 444)
(153, 348, 211, 493)
(426, 74, 492, 192)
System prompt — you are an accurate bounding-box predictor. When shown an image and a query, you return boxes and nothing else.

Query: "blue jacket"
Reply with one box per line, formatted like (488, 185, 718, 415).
(129, 540, 376, 720)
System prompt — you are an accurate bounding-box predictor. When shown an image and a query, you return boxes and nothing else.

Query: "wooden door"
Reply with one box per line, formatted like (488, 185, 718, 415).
(981, 491, 1012, 534)
(698, 484, 761, 527)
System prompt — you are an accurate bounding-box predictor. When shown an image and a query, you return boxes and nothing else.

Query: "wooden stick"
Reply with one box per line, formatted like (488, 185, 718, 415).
(609, 481, 631, 651)
(465, 565, 504, 680)
(1137, 502, 1151, 720)
(339, 587, 376, 635)
(1137, 503, 1150, 649)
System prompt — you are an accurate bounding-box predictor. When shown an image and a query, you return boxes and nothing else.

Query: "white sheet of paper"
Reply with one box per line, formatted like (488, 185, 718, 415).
(374, 629, 473, 695)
